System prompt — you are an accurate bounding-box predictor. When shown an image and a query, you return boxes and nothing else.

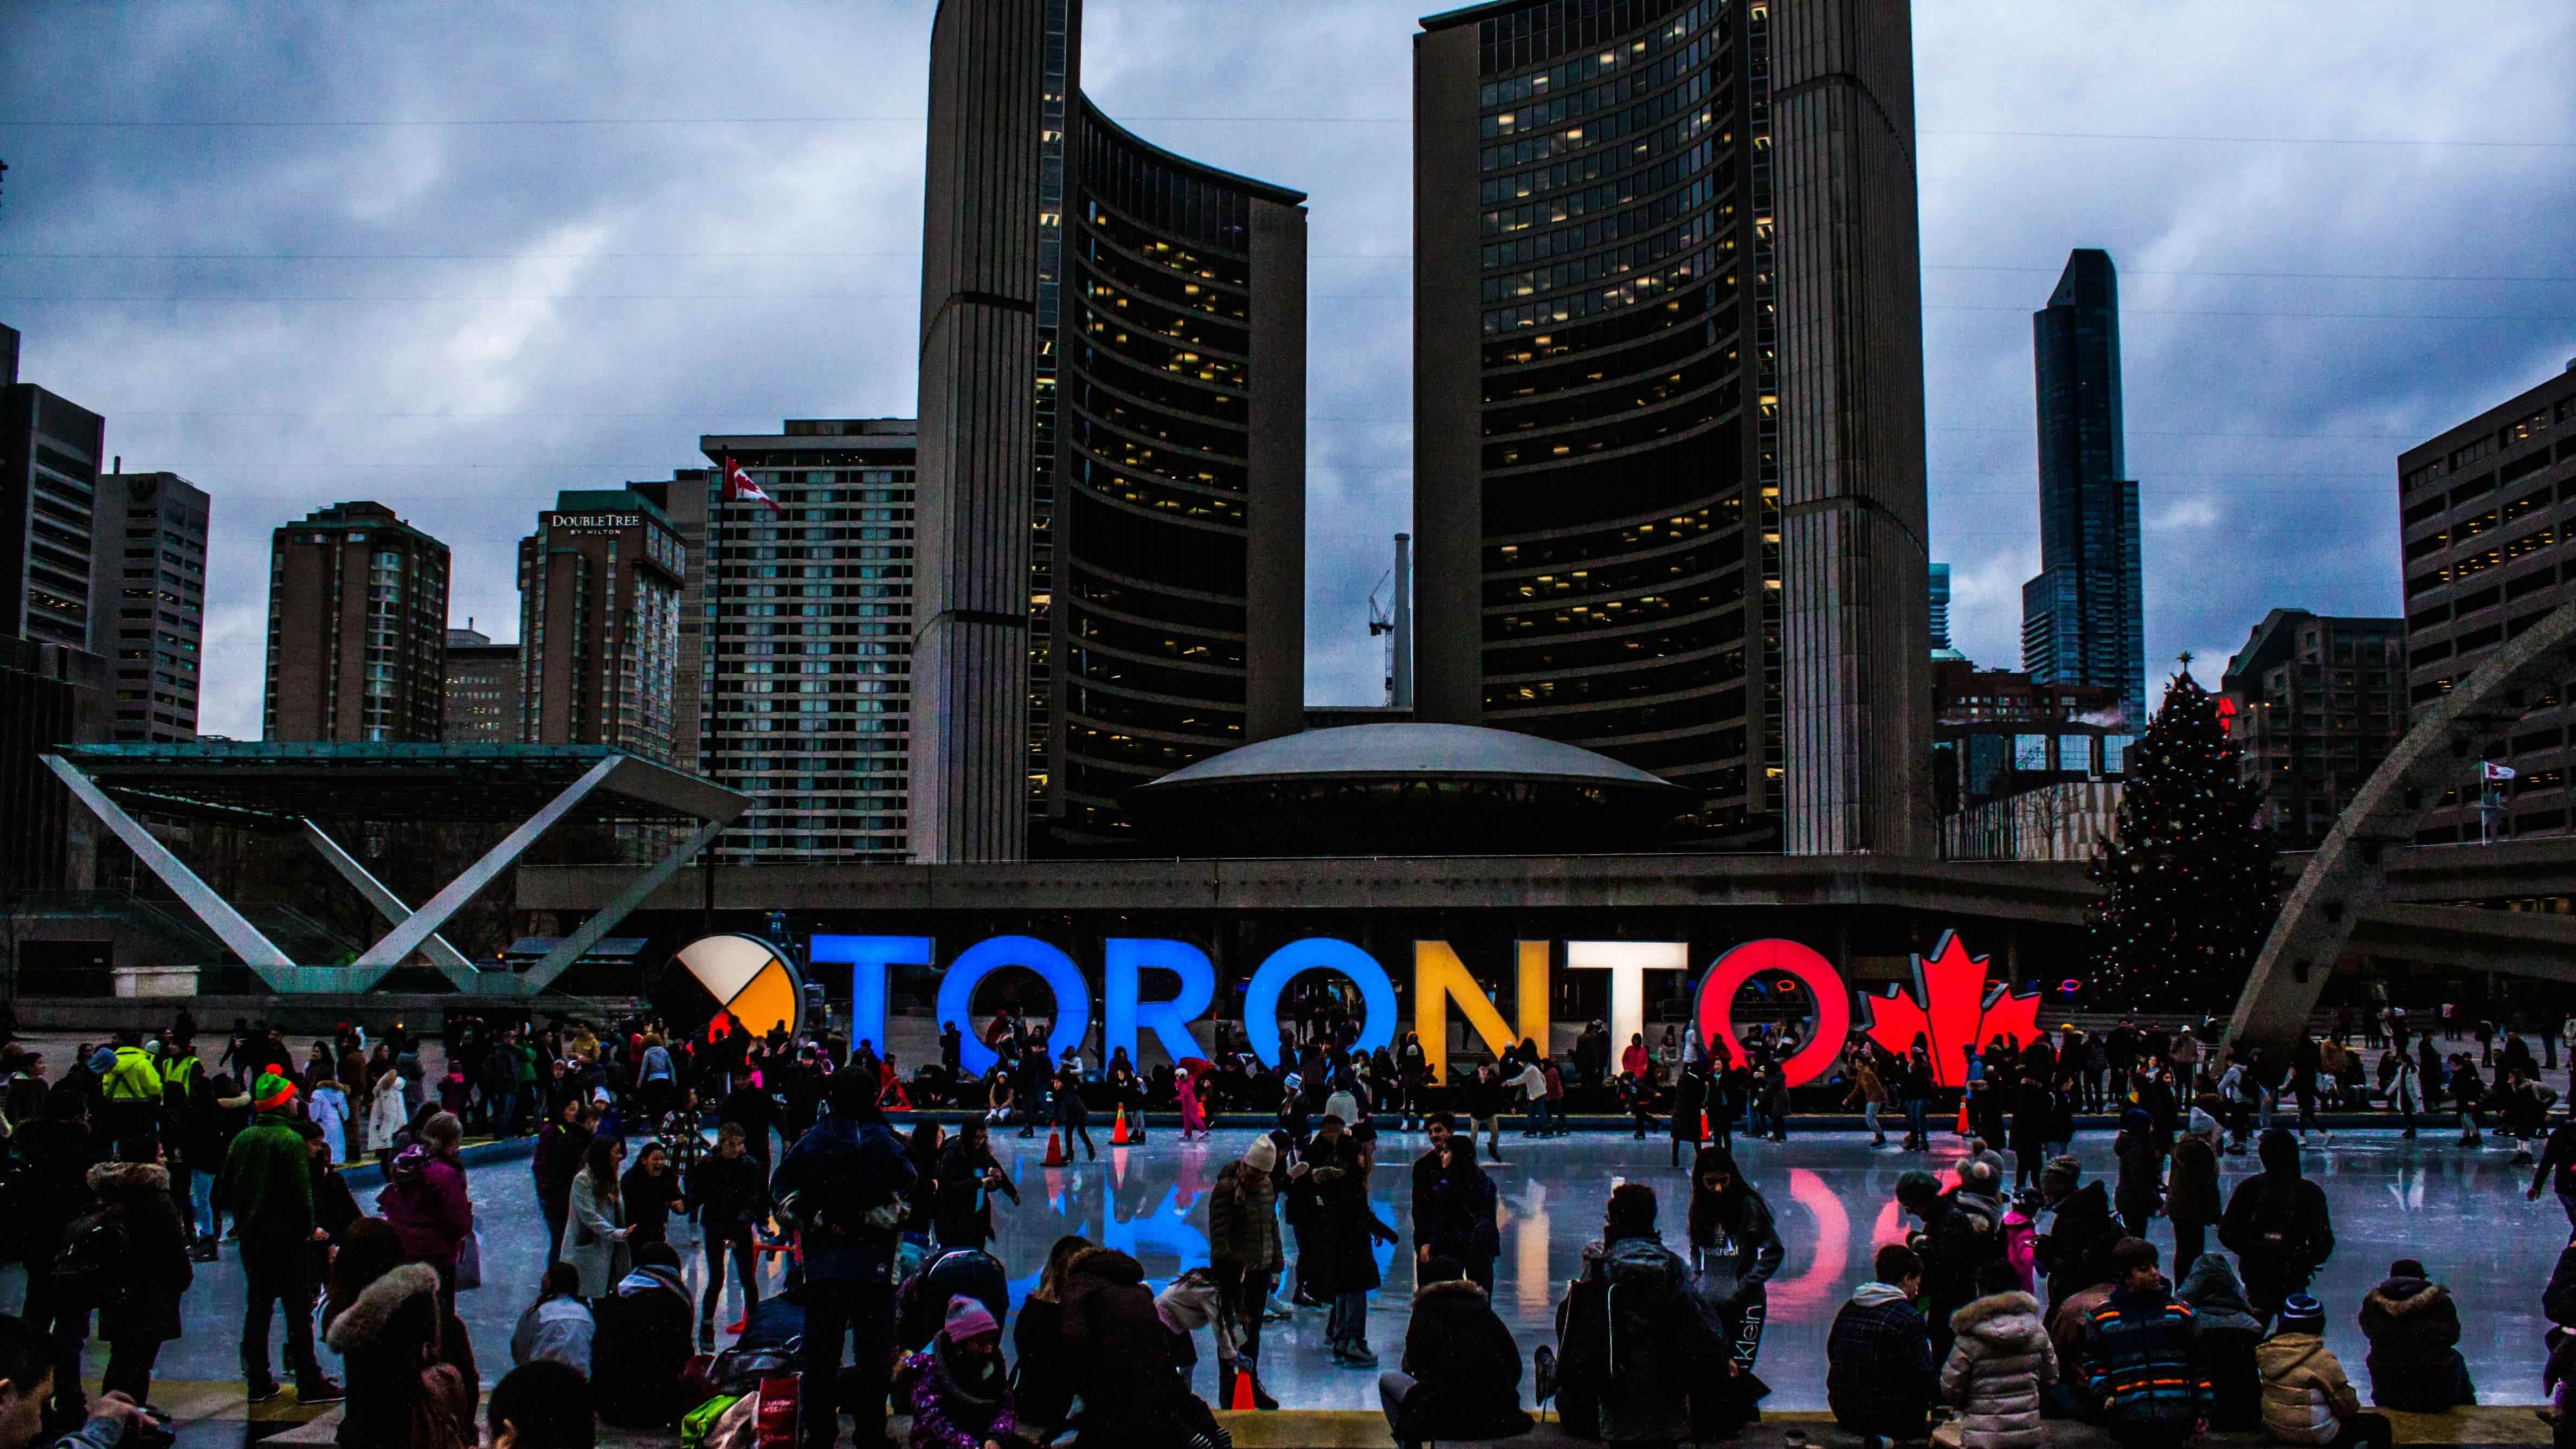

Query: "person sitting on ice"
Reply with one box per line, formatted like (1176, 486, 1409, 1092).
(2358, 1259, 2474, 1411)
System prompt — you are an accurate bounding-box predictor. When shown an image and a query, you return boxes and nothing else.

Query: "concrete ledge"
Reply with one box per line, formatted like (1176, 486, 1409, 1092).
(1205, 1409, 2559, 1449)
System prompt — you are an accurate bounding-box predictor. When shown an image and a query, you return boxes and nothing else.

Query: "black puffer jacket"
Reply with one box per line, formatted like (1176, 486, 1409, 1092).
(1396, 1279, 1531, 1441)
(2218, 1131, 2334, 1290)
(2359, 1275, 2472, 1410)
(87, 1161, 192, 1345)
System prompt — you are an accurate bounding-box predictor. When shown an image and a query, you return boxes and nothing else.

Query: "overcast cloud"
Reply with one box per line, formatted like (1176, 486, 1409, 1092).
(4, 1, 2572, 740)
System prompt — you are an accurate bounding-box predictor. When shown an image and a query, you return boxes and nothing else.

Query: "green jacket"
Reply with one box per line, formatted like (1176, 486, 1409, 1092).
(220, 1111, 314, 1241)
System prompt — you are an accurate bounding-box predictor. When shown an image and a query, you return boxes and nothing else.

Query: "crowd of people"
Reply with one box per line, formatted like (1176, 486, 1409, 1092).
(3, 999, 2573, 1449)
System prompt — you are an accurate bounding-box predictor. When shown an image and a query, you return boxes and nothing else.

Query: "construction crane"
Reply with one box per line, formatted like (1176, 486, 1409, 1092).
(1367, 533, 1413, 709)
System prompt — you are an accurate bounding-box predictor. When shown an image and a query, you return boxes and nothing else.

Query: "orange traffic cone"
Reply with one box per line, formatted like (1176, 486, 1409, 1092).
(1112, 1106, 1129, 1145)
(1955, 1098, 1971, 1136)
(1229, 1363, 1258, 1411)
(1042, 1130, 1067, 1167)
(1699, 1110, 1710, 1143)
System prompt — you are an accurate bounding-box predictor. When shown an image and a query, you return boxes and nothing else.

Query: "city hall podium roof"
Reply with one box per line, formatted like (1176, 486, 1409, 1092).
(48, 742, 744, 827)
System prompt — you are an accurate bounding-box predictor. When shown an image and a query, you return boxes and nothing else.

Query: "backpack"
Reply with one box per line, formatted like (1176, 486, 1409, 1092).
(52, 1203, 137, 1305)
(2246, 1176, 2317, 1272)
(776, 1129, 905, 1238)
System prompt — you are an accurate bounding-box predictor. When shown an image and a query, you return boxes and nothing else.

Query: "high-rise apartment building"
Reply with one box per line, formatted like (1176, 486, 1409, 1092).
(1929, 561, 1959, 657)
(2398, 361, 2576, 841)
(2, 323, 109, 652)
(263, 501, 450, 743)
(92, 470, 210, 743)
(1412, 0, 1931, 853)
(913, 0, 1309, 861)
(515, 490, 685, 762)
(441, 624, 521, 746)
(2021, 249, 2144, 726)
(1, 636, 108, 892)
(690, 421, 915, 862)
(2220, 609, 2406, 849)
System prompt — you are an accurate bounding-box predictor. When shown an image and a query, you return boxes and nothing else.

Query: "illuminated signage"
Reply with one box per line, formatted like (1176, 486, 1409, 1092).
(797, 928, 2040, 1085)
(545, 513, 643, 533)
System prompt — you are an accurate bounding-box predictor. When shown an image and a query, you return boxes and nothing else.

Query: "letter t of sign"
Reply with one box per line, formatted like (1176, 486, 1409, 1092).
(1564, 941, 1689, 1063)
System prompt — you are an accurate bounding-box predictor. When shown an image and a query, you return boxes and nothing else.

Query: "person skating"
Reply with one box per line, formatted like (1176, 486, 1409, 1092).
(932, 1118, 1018, 1251)
(1847, 1053, 1891, 1148)
(1415, 1126, 1500, 1297)
(686, 1122, 770, 1351)
(1208, 1135, 1284, 1409)
(1668, 1064, 1706, 1167)
(217, 1072, 343, 1405)
(1315, 1126, 1400, 1366)
(2219, 1129, 2335, 1324)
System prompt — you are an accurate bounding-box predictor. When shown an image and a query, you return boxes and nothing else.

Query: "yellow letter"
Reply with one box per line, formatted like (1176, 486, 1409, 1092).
(1413, 941, 1553, 1085)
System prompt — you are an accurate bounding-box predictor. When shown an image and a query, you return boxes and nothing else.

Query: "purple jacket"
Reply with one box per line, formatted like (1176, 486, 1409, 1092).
(377, 1149, 473, 1267)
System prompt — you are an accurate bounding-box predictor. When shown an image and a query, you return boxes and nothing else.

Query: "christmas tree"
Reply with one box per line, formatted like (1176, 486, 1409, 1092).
(2086, 658, 2280, 1013)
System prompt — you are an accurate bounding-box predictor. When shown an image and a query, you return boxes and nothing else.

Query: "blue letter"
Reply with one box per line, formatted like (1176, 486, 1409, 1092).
(1240, 937, 1396, 1068)
(936, 936, 1093, 1076)
(1104, 938, 1215, 1067)
(806, 935, 931, 1058)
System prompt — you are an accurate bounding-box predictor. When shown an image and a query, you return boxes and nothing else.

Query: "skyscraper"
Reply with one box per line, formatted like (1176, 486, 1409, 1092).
(2396, 361, 2576, 842)
(92, 469, 210, 743)
(913, 0, 1309, 861)
(2, 323, 108, 652)
(1929, 561, 1957, 657)
(515, 489, 685, 761)
(441, 625, 520, 746)
(2021, 248, 2144, 726)
(691, 420, 916, 863)
(1411, 0, 1931, 852)
(263, 501, 450, 743)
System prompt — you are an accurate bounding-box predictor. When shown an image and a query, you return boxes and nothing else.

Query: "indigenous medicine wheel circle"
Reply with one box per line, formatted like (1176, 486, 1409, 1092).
(655, 933, 806, 1041)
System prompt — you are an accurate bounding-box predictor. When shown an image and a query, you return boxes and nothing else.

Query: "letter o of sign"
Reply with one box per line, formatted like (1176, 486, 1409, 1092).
(1694, 939, 1850, 1088)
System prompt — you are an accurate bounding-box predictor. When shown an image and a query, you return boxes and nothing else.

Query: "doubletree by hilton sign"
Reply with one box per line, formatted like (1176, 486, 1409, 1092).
(778, 928, 2040, 1090)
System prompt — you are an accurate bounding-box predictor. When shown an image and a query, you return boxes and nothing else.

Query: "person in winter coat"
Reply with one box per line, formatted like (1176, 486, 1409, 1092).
(1561, 1182, 1718, 1447)
(308, 1078, 351, 1165)
(220, 1073, 342, 1405)
(1898, 1169, 1996, 1363)
(769, 1079, 921, 1449)
(87, 1148, 193, 1407)
(2176, 1252, 2266, 1429)
(1688, 1147, 1786, 1370)
(2076, 1238, 2211, 1448)
(2113, 1109, 2166, 1239)
(529, 1097, 592, 1266)
(2166, 1112, 2225, 1270)
(1009, 1235, 1090, 1434)
(322, 1227, 472, 1449)
(377, 1113, 474, 1303)
(1315, 1127, 1401, 1365)
(933, 1118, 1019, 1250)
(1208, 1135, 1284, 1408)
(2220, 1129, 2336, 1323)
(508, 1262, 593, 1376)
(562, 1136, 632, 1299)
(894, 1296, 1026, 1449)
(2038, 1155, 2120, 1313)
(1667, 1065, 1706, 1166)
(2528, 1115, 2576, 1229)
(1942, 1260, 2060, 1449)
(591, 1241, 696, 1428)
(363, 1068, 407, 1160)
(1380, 1256, 1531, 1449)
(1826, 1242, 1937, 1441)
(2260, 1295, 2391, 1449)
(14, 1091, 101, 1427)
(2356, 1259, 2474, 1410)
(1058, 1245, 1221, 1447)
(686, 1122, 770, 1349)
(1416, 1132, 1500, 1296)
(617, 1139, 686, 1248)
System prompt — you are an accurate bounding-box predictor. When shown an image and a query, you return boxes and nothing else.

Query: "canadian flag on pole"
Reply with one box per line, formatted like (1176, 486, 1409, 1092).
(720, 455, 785, 517)
(2483, 761, 2518, 782)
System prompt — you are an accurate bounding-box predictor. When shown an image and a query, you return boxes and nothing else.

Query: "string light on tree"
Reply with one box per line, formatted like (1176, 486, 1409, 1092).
(2085, 654, 2281, 1012)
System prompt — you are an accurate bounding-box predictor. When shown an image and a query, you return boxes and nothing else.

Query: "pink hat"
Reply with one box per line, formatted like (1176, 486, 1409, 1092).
(943, 1295, 999, 1342)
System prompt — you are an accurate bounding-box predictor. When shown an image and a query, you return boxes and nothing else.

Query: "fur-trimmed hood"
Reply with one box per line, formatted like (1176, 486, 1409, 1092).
(86, 1160, 169, 1194)
(1950, 1289, 2047, 1347)
(324, 1263, 440, 1353)
(2366, 1278, 2449, 1317)
(1413, 1277, 1492, 1311)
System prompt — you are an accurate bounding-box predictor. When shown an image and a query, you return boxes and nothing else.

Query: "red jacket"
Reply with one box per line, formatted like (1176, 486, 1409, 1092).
(378, 1151, 473, 1267)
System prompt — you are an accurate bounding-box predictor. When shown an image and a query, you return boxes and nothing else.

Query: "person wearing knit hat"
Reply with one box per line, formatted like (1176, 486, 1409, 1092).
(1211, 1134, 1285, 1408)
(218, 1057, 342, 1403)
(253, 1071, 298, 1113)
(2036, 1154, 2117, 1315)
(892, 1295, 1020, 1449)
(2257, 1292, 2386, 1449)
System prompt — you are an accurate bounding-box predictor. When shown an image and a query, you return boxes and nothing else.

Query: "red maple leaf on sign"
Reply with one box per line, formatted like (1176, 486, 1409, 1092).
(1857, 931, 2044, 1087)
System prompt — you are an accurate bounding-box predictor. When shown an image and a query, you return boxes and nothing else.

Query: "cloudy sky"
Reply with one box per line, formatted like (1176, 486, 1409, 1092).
(5, 1, 2573, 740)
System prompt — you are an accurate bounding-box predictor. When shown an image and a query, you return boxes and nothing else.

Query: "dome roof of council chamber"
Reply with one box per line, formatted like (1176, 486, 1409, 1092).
(1136, 722, 1691, 796)
(1126, 723, 1693, 856)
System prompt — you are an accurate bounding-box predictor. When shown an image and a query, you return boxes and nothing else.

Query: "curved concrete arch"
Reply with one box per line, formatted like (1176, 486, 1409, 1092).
(2227, 599, 2576, 1053)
